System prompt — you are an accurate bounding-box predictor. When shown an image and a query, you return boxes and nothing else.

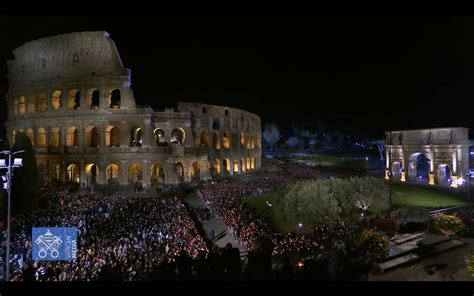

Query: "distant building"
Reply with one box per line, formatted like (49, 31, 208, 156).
(4, 31, 261, 188)
(385, 127, 469, 187)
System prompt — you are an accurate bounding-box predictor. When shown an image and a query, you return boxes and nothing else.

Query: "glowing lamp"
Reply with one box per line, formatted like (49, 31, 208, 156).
(13, 158, 23, 167)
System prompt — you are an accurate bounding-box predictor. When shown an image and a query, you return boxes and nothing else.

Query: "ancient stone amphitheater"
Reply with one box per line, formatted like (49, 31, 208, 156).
(4, 31, 261, 189)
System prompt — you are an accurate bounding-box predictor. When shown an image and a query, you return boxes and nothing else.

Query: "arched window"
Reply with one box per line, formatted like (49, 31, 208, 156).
(240, 132, 245, 148)
(201, 131, 209, 147)
(51, 90, 62, 110)
(19, 96, 26, 115)
(37, 128, 46, 147)
(223, 132, 231, 149)
(39, 92, 47, 112)
(68, 89, 80, 109)
(213, 159, 221, 174)
(246, 135, 251, 149)
(171, 128, 185, 145)
(174, 162, 184, 182)
(66, 127, 79, 147)
(87, 89, 100, 109)
(246, 158, 251, 170)
(234, 160, 239, 173)
(28, 97, 35, 113)
(27, 128, 34, 146)
(53, 164, 61, 181)
(85, 164, 99, 185)
(190, 161, 200, 181)
(109, 89, 121, 108)
(154, 129, 167, 146)
(129, 164, 142, 184)
(85, 126, 99, 147)
(223, 159, 231, 173)
(13, 99, 18, 116)
(251, 157, 255, 169)
(241, 158, 246, 172)
(106, 126, 120, 147)
(67, 164, 80, 183)
(106, 164, 119, 184)
(213, 132, 221, 150)
(50, 127, 61, 147)
(193, 131, 199, 146)
(150, 164, 164, 183)
(130, 127, 143, 147)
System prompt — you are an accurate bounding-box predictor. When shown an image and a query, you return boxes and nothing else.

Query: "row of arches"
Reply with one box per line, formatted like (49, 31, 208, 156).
(12, 126, 260, 150)
(196, 131, 260, 150)
(42, 163, 172, 185)
(210, 157, 256, 174)
(390, 152, 454, 186)
(11, 88, 122, 116)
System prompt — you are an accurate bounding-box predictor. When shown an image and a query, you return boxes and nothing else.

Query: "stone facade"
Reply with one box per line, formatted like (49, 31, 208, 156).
(4, 31, 261, 188)
(385, 127, 469, 188)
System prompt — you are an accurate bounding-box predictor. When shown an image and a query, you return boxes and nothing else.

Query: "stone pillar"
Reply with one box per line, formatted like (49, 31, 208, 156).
(142, 160, 149, 188)
(98, 162, 106, 185)
(164, 160, 177, 184)
(80, 160, 85, 188)
(80, 86, 86, 110)
(61, 160, 66, 183)
(120, 160, 127, 185)
(143, 119, 151, 148)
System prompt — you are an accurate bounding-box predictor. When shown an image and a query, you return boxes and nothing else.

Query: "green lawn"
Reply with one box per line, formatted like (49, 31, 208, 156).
(391, 183, 467, 210)
(293, 155, 381, 170)
(241, 182, 468, 234)
(240, 193, 302, 233)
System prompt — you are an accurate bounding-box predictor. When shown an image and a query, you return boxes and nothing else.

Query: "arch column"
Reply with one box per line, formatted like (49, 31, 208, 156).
(120, 160, 127, 185)
(61, 160, 66, 183)
(143, 119, 151, 148)
(142, 160, 149, 188)
(79, 160, 85, 188)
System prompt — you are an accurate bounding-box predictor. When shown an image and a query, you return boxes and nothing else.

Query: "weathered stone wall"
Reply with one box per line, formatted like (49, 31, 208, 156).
(4, 32, 262, 188)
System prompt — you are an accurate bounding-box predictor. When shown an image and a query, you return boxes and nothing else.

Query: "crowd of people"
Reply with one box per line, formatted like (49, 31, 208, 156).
(3, 187, 210, 281)
(197, 162, 364, 259)
(0, 159, 371, 281)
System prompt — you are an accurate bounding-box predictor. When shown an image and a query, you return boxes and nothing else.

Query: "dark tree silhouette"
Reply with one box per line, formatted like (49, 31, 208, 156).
(11, 132, 39, 212)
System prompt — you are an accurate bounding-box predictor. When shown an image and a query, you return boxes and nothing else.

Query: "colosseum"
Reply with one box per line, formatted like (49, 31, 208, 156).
(4, 31, 262, 189)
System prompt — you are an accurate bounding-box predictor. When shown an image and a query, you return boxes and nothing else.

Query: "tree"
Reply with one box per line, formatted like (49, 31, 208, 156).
(285, 137, 298, 149)
(11, 132, 39, 212)
(371, 140, 385, 161)
(262, 123, 280, 150)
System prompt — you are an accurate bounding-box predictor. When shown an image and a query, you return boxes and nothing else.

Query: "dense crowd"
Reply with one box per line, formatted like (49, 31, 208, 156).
(197, 162, 364, 259)
(0, 160, 370, 281)
(3, 187, 209, 281)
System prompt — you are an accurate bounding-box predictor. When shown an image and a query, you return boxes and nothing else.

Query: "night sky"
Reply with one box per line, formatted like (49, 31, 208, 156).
(1, 15, 474, 139)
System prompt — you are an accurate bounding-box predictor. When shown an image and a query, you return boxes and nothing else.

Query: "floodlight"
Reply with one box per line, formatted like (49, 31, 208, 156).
(13, 158, 22, 167)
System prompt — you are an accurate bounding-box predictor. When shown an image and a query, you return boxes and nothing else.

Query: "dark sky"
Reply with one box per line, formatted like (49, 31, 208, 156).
(1, 14, 474, 139)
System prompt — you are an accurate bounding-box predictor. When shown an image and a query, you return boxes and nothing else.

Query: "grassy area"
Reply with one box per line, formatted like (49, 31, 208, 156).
(241, 182, 468, 234)
(293, 155, 382, 171)
(240, 193, 301, 233)
(391, 183, 467, 210)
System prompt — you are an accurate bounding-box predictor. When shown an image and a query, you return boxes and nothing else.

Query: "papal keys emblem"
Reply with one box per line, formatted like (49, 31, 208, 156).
(34, 229, 63, 259)
(32, 227, 76, 261)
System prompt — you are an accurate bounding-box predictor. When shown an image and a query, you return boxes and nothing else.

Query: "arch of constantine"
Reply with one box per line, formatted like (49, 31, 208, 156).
(4, 31, 261, 188)
(385, 127, 470, 188)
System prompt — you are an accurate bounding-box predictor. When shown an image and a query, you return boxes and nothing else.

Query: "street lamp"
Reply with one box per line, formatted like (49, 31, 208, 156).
(0, 149, 24, 282)
(467, 172, 471, 205)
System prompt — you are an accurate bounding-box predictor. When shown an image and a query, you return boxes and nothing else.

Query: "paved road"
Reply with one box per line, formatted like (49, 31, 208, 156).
(182, 192, 247, 253)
